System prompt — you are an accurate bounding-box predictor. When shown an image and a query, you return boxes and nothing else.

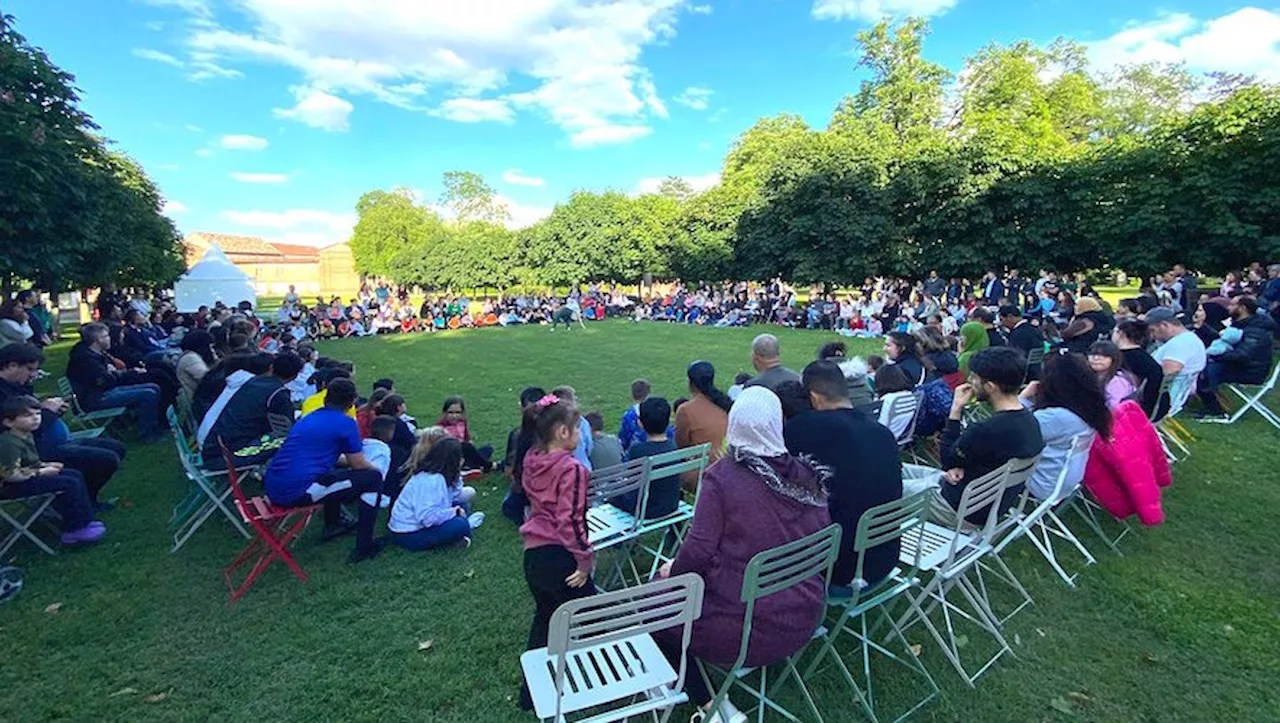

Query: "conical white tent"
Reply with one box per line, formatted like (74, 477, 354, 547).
(174, 244, 256, 312)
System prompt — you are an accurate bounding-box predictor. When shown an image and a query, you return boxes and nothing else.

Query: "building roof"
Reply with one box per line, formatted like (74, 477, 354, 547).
(185, 232, 322, 264)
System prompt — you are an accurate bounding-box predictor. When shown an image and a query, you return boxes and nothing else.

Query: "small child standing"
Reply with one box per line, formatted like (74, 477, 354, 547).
(585, 412, 623, 470)
(616, 379, 651, 453)
(388, 437, 483, 550)
(517, 394, 595, 711)
(611, 397, 679, 518)
(0, 396, 105, 546)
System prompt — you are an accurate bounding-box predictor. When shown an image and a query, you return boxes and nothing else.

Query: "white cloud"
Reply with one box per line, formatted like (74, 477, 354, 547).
(690, 4, 713, 14)
(673, 86, 713, 111)
(273, 86, 353, 131)
(635, 172, 720, 195)
(162, 200, 188, 215)
(811, 0, 958, 22)
(570, 124, 653, 148)
(230, 172, 290, 184)
(195, 148, 214, 157)
(219, 134, 268, 151)
(497, 195, 553, 229)
(162, 0, 682, 145)
(430, 97, 515, 124)
(133, 48, 184, 67)
(1087, 8, 1280, 81)
(502, 169, 546, 187)
(222, 208, 357, 246)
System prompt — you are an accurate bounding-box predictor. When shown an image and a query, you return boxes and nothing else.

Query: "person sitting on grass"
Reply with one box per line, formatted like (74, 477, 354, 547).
(437, 396, 494, 472)
(585, 412, 623, 470)
(356, 389, 391, 439)
(361, 414, 401, 502)
(388, 437, 484, 551)
(0, 396, 105, 546)
(617, 379, 652, 453)
(263, 378, 387, 564)
(610, 397, 680, 518)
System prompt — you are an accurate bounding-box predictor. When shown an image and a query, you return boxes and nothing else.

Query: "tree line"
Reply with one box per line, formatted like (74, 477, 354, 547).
(1, 14, 185, 295)
(352, 18, 1280, 290)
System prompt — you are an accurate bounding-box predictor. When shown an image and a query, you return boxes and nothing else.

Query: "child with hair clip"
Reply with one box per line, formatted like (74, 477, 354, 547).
(388, 436, 483, 551)
(517, 393, 594, 712)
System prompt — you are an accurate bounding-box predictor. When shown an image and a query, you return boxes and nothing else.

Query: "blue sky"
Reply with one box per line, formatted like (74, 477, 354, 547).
(8, 0, 1275, 246)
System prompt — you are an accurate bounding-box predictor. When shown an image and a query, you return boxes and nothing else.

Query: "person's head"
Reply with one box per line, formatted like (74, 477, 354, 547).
(441, 395, 466, 422)
(1230, 295, 1257, 322)
(914, 326, 950, 354)
(998, 304, 1022, 329)
(638, 396, 671, 436)
(270, 351, 303, 382)
(325, 378, 358, 411)
(1087, 340, 1124, 382)
(519, 386, 547, 409)
(373, 377, 395, 393)
(726, 386, 787, 457)
(751, 333, 782, 372)
(775, 380, 811, 420)
(227, 332, 250, 354)
(524, 393, 582, 452)
(966, 346, 1027, 400)
(80, 322, 110, 351)
(672, 397, 689, 413)
(874, 363, 913, 395)
(369, 414, 398, 444)
(733, 372, 751, 387)
(884, 331, 920, 362)
(377, 393, 406, 417)
(0, 343, 43, 385)
(409, 436, 464, 484)
(969, 307, 995, 326)
(802, 360, 850, 410)
(1035, 351, 1112, 437)
(16, 289, 36, 308)
(1, 395, 42, 434)
(180, 329, 216, 365)
(362, 388, 391, 413)
(0, 299, 27, 324)
(1113, 319, 1149, 348)
(240, 353, 272, 376)
(551, 386, 576, 404)
(585, 411, 605, 435)
(1143, 307, 1184, 341)
(817, 341, 847, 361)
(1074, 296, 1102, 317)
(629, 379, 651, 403)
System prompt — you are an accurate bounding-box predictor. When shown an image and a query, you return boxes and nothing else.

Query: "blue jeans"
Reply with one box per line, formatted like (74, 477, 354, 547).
(0, 469, 94, 532)
(94, 384, 161, 438)
(391, 517, 471, 550)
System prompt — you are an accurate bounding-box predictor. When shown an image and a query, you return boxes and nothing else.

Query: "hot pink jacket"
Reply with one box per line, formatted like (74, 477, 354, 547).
(1082, 400, 1172, 525)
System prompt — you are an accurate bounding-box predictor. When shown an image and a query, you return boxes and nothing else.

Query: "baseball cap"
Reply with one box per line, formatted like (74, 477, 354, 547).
(1144, 307, 1178, 324)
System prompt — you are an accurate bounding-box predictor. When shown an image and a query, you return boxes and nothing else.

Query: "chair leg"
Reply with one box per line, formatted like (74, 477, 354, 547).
(0, 497, 59, 557)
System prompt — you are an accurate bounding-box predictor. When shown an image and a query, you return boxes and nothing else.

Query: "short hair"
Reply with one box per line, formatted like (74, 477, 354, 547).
(369, 415, 398, 442)
(970, 307, 995, 324)
(80, 323, 108, 343)
(227, 332, 250, 352)
(817, 341, 847, 360)
(373, 378, 395, 391)
(325, 378, 358, 410)
(775, 380, 811, 420)
(0, 343, 43, 368)
(998, 304, 1022, 320)
(1116, 319, 1149, 346)
(585, 411, 605, 433)
(1235, 296, 1259, 315)
(638, 397, 671, 435)
(968, 346, 1027, 394)
(2, 394, 40, 421)
(874, 364, 913, 395)
(271, 351, 304, 381)
(630, 379, 651, 401)
(519, 386, 547, 407)
(752, 334, 781, 359)
(244, 353, 273, 376)
(734, 372, 751, 385)
(551, 386, 576, 403)
(802, 360, 849, 402)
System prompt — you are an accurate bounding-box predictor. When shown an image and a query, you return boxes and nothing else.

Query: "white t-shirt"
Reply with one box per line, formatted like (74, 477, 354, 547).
(1152, 329, 1207, 412)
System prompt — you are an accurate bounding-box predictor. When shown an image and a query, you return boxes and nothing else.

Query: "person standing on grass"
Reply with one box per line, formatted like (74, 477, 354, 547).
(517, 393, 594, 712)
(263, 378, 387, 564)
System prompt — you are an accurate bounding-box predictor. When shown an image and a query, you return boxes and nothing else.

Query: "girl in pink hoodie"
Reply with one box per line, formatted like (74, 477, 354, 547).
(517, 393, 594, 712)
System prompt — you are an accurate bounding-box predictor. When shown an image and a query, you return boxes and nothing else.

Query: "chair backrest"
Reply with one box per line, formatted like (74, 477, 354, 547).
(1164, 373, 1194, 418)
(587, 457, 651, 514)
(217, 438, 254, 515)
(1046, 434, 1093, 503)
(881, 392, 919, 443)
(853, 491, 931, 595)
(642, 444, 710, 515)
(166, 406, 199, 459)
(1026, 345, 1047, 368)
(57, 376, 86, 416)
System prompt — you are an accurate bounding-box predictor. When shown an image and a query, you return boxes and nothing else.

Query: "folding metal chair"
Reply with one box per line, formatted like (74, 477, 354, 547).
(1206, 363, 1280, 430)
(1065, 488, 1132, 556)
(168, 409, 250, 552)
(804, 491, 940, 723)
(1154, 375, 1195, 462)
(879, 392, 919, 453)
(699, 523, 843, 723)
(57, 376, 126, 431)
(585, 457, 651, 589)
(632, 444, 710, 580)
(894, 456, 1039, 686)
(0, 492, 61, 557)
(1005, 434, 1098, 588)
(1023, 345, 1046, 385)
(218, 440, 322, 603)
(520, 573, 705, 723)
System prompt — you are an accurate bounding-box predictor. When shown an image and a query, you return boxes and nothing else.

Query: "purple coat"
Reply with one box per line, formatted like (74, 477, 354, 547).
(664, 452, 831, 668)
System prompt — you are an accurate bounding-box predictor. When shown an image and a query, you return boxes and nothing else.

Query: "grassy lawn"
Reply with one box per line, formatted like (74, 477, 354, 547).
(3, 322, 1278, 722)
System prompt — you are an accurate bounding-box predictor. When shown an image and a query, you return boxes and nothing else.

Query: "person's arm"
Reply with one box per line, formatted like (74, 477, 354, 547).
(1160, 358, 1184, 377)
(554, 464, 595, 573)
(1060, 317, 1093, 340)
(411, 474, 461, 529)
(340, 420, 372, 469)
(674, 406, 692, 449)
(670, 469, 723, 577)
(1218, 328, 1264, 365)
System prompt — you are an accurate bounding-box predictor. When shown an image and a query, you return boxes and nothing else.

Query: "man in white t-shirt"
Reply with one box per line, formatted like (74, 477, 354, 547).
(1147, 307, 1206, 416)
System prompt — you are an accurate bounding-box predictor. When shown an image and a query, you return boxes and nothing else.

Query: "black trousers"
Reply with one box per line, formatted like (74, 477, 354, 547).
(283, 467, 385, 553)
(520, 546, 596, 707)
(45, 437, 125, 504)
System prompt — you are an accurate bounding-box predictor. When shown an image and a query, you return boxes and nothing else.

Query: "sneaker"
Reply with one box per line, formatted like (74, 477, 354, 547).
(87, 521, 106, 531)
(61, 524, 106, 546)
(347, 537, 388, 565)
(467, 512, 486, 530)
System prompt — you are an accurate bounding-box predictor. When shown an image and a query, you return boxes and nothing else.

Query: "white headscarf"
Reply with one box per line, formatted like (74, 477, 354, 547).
(726, 386, 788, 457)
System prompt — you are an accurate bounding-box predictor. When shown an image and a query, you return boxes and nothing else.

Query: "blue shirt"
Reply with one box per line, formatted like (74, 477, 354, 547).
(264, 408, 362, 504)
(573, 417, 594, 471)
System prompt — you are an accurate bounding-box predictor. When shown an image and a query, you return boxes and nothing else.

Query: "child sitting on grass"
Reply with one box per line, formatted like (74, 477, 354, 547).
(438, 396, 494, 472)
(360, 415, 400, 508)
(388, 437, 483, 551)
(0, 396, 105, 546)
(585, 412, 623, 470)
(611, 397, 680, 519)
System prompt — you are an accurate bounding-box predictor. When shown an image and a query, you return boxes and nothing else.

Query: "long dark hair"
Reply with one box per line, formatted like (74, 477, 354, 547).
(887, 331, 933, 371)
(687, 360, 733, 413)
(412, 436, 463, 486)
(1035, 351, 1112, 438)
(180, 329, 217, 365)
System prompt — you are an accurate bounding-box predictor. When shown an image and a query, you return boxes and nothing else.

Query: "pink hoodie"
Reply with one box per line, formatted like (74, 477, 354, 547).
(520, 448, 594, 573)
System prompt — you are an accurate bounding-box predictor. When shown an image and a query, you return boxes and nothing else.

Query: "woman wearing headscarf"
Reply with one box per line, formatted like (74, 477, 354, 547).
(674, 361, 732, 492)
(957, 321, 990, 376)
(1060, 296, 1115, 355)
(656, 387, 831, 723)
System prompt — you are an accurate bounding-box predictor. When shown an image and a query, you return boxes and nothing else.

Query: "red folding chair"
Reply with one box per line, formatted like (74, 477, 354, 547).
(219, 440, 324, 603)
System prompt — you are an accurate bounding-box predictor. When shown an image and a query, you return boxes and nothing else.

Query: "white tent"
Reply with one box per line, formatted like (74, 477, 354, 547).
(174, 245, 256, 312)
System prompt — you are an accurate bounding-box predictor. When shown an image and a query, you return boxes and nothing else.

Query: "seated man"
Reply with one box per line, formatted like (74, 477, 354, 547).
(999, 304, 1046, 381)
(1196, 296, 1278, 419)
(1146, 307, 1207, 418)
(199, 352, 303, 469)
(262, 378, 386, 564)
(65, 323, 163, 443)
(0, 343, 125, 511)
(785, 360, 902, 596)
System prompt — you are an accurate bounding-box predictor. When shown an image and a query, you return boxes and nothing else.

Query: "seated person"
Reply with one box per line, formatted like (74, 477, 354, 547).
(873, 364, 915, 441)
(1019, 352, 1109, 502)
(361, 415, 397, 498)
(1196, 297, 1277, 420)
(609, 397, 679, 518)
(300, 367, 357, 418)
(262, 379, 386, 564)
(388, 437, 484, 550)
(0, 396, 105, 545)
(585, 412, 623, 470)
(436, 396, 494, 472)
(65, 323, 163, 443)
(617, 379, 652, 453)
(199, 352, 302, 469)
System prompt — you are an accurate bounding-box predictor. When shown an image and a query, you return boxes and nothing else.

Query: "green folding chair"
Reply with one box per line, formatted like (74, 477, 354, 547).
(57, 376, 126, 430)
(699, 523, 843, 723)
(804, 491, 939, 723)
(633, 444, 710, 580)
(585, 456, 652, 590)
(167, 407, 250, 552)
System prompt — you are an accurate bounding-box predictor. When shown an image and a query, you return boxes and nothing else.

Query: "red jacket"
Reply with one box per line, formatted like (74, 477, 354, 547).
(520, 448, 594, 573)
(1082, 400, 1172, 525)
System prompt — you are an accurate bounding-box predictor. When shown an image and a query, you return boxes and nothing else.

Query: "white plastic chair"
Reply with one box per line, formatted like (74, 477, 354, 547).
(520, 573, 705, 723)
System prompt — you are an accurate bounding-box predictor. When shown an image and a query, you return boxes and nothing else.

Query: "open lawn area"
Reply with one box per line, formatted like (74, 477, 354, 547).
(4, 322, 1279, 722)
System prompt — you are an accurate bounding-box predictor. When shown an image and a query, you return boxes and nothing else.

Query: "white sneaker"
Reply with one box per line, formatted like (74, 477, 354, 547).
(467, 512, 486, 530)
(692, 700, 746, 723)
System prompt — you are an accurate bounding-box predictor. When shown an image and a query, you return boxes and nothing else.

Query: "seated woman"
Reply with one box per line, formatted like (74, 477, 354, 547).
(873, 364, 915, 442)
(674, 361, 731, 492)
(1060, 297, 1115, 355)
(1019, 351, 1110, 502)
(655, 387, 831, 723)
(1088, 341, 1138, 409)
(1112, 320, 1164, 419)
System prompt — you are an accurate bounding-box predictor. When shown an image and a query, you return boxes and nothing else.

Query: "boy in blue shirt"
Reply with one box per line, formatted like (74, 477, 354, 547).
(610, 397, 679, 519)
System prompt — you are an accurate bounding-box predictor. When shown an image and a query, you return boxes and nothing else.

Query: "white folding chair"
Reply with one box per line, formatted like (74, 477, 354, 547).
(0, 492, 61, 557)
(520, 573, 705, 723)
(878, 392, 919, 450)
(1017, 434, 1098, 587)
(585, 457, 651, 589)
(1208, 363, 1280, 430)
(1155, 375, 1195, 462)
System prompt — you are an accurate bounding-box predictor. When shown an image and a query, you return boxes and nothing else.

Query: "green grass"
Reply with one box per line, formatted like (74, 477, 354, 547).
(4, 322, 1279, 722)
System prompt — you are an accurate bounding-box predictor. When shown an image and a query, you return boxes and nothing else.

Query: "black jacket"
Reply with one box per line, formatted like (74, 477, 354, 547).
(200, 376, 294, 464)
(65, 342, 118, 405)
(1217, 314, 1278, 383)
